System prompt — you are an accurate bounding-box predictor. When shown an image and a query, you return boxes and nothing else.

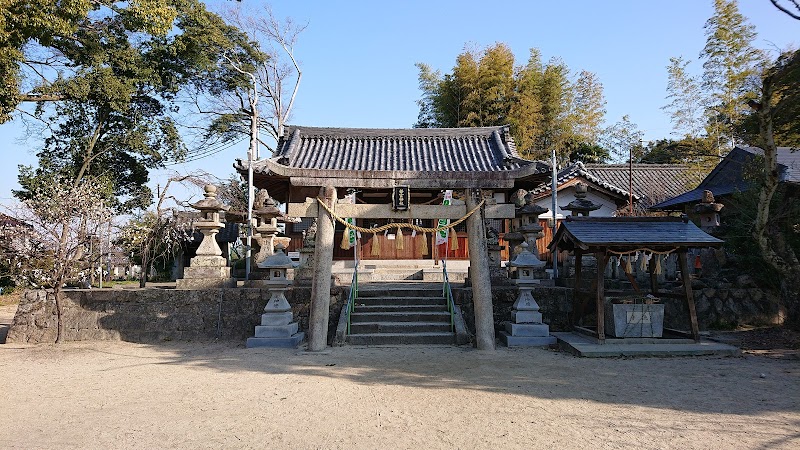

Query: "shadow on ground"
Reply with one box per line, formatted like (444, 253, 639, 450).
(79, 339, 800, 419)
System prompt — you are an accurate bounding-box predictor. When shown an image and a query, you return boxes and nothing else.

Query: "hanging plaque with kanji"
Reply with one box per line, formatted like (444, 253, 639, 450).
(392, 185, 410, 211)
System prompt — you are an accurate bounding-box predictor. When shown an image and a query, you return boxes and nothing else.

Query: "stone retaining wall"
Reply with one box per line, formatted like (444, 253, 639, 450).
(455, 286, 574, 334)
(7, 287, 345, 345)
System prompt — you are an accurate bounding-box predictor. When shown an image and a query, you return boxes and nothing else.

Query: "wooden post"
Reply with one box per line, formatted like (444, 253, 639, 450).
(308, 186, 336, 351)
(678, 250, 700, 342)
(466, 190, 495, 350)
(571, 250, 583, 325)
(648, 256, 658, 296)
(595, 250, 607, 342)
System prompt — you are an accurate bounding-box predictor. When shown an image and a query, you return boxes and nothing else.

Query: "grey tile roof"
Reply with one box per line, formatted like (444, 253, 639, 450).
(529, 161, 636, 200)
(584, 163, 705, 208)
(550, 217, 723, 251)
(652, 146, 799, 209)
(271, 125, 533, 172)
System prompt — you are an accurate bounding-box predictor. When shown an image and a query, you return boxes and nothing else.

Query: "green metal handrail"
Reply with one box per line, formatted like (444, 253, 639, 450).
(345, 265, 358, 335)
(442, 260, 455, 332)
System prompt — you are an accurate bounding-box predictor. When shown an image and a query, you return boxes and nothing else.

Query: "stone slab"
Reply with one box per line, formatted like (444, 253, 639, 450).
(499, 331, 557, 347)
(246, 332, 305, 349)
(261, 312, 295, 326)
(552, 332, 741, 358)
(188, 256, 228, 267)
(175, 277, 235, 290)
(505, 322, 550, 337)
(512, 310, 542, 323)
(254, 322, 299, 338)
(181, 266, 232, 279)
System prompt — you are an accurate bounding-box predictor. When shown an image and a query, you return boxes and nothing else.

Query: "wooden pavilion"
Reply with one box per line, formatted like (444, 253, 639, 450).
(549, 216, 723, 342)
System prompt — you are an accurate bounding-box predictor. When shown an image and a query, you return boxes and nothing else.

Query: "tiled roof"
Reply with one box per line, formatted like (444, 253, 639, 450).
(550, 217, 723, 252)
(652, 146, 799, 209)
(529, 161, 636, 200)
(271, 125, 533, 172)
(584, 163, 705, 208)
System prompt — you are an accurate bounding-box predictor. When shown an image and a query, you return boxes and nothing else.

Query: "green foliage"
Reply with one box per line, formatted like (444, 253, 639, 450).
(662, 56, 705, 138)
(567, 140, 610, 164)
(700, 0, 765, 149)
(415, 44, 606, 160)
(600, 115, 644, 163)
(4, 0, 250, 213)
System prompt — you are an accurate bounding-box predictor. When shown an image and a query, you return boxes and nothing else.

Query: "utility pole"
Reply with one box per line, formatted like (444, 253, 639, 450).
(551, 147, 558, 280)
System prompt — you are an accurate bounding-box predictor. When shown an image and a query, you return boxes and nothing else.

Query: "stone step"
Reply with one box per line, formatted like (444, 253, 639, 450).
(349, 311, 451, 323)
(349, 321, 453, 334)
(355, 296, 447, 306)
(347, 332, 456, 346)
(357, 288, 445, 298)
(353, 304, 447, 313)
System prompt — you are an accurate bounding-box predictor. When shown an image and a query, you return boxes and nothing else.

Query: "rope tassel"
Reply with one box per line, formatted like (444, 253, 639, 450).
(449, 229, 459, 251)
(417, 232, 428, 256)
(624, 256, 632, 274)
(371, 234, 381, 257)
(340, 230, 351, 250)
(395, 227, 404, 250)
(655, 255, 662, 275)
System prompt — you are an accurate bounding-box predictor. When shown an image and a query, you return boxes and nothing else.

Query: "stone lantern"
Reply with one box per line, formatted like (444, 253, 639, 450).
(246, 244, 304, 348)
(176, 185, 235, 289)
(500, 243, 556, 347)
(561, 182, 601, 217)
(518, 193, 548, 256)
(252, 194, 284, 266)
(694, 190, 723, 231)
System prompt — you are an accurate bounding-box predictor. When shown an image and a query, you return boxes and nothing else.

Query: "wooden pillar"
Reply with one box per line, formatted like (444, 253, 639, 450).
(466, 190, 495, 350)
(648, 256, 658, 296)
(678, 250, 700, 342)
(571, 250, 583, 325)
(308, 186, 336, 351)
(595, 250, 607, 342)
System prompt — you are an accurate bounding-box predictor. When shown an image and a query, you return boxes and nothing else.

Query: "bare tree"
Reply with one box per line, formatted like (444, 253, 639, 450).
(1, 176, 111, 343)
(770, 0, 800, 20)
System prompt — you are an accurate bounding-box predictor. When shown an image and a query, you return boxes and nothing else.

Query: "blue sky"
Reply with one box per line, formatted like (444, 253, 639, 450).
(0, 0, 796, 205)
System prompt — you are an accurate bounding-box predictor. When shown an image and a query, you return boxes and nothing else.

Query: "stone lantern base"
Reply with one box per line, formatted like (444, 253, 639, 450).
(499, 281, 556, 347)
(175, 256, 236, 289)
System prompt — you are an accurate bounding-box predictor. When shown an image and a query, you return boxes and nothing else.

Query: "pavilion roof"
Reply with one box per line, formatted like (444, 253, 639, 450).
(549, 216, 723, 253)
(236, 125, 551, 192)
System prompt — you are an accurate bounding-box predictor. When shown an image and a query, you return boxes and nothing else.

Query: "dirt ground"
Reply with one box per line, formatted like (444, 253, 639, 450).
(1, 304, 799, 449)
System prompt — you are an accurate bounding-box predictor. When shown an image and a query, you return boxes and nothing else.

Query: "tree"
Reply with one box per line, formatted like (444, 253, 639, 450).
(700, 0, 764, 153)
(662, 56, 706, 138)
(600, 115, 645, 163)
(5, 1, 244, 213)
(415, 44, 605, 161)
(749, 49, 800, 328)
(571, 70, 607, 145)
(770, 0, 800, 20)
(2, 175, 111, 343)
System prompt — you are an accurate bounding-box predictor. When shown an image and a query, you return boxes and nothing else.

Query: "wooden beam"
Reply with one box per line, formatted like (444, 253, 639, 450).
(287, 200, 515, 220)
(571, 250, 583, 326)
(678, 250, 700, 342)
(596, 250, 607, 343)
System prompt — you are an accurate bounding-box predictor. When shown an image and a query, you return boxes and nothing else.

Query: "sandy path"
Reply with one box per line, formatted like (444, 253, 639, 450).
(0, 341, 798, 449)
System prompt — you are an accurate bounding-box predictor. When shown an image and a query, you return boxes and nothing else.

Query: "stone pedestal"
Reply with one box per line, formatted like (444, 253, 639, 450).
(247, 245, 304, 348)
(500, 243, 555, 347)
(176, 185, 235, 289)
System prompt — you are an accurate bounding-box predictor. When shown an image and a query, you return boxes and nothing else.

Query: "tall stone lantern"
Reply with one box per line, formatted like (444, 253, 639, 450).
(246, 244, 304, 348)
(500, 243, 556, 347)
(252, 194, 284, 265)
(561, 182, 601, 217)
(176, 185, 235, 289)
(518, 193, 548, 256)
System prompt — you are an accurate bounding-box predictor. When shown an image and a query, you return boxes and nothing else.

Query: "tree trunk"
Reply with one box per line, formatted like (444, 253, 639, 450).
(139, 241, 150, 288)
(53, 285, 64, 344)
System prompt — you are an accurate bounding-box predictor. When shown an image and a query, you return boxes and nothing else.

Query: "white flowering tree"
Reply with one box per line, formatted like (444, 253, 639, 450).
(1, 175, 111, 343)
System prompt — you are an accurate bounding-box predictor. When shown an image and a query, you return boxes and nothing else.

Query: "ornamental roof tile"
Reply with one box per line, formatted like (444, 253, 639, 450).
(270, 125, 534, 173)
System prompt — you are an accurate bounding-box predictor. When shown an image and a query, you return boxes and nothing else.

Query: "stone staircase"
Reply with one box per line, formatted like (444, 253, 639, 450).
(343, 282, 463, 346)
